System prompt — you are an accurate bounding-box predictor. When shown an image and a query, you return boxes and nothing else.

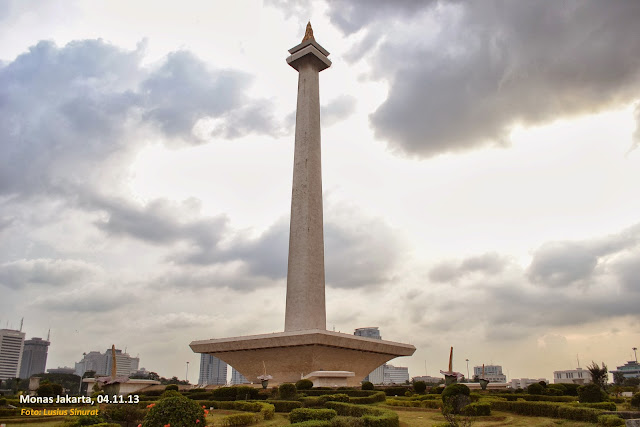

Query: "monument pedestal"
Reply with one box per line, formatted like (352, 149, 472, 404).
(190, 329, 414, 386)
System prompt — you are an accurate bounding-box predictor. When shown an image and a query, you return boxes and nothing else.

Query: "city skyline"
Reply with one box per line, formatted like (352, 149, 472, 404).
(1, 1, 640, 381)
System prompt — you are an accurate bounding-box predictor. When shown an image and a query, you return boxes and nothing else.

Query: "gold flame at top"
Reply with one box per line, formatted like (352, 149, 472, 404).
(302, 21, 315, 42)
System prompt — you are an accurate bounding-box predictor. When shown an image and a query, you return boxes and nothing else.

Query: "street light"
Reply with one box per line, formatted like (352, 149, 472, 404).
(633, 347, 638, 363)
(465, 359, 469, 381)
(186, 361, 190, 383)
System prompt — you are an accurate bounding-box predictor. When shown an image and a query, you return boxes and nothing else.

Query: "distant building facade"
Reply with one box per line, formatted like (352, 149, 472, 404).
(19, 337, 50, 379)
(553, 367, 590, 385)
(473, 365, 507, 383)
(354, 327, 382, 382)
(74, 348, 140, 377)
(611, 360, 640, 379)
(230, 367, 249, 385)
(198, 354, 227, 386)
(0, 329, 26, 380)
(369, 363, 409, 385)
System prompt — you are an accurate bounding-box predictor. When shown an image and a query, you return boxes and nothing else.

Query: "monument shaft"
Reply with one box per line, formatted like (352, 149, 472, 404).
(285, 57, 326, 331)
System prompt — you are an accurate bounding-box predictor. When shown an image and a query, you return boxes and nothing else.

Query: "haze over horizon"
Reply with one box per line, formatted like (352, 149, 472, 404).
(1, 0, 640, 383)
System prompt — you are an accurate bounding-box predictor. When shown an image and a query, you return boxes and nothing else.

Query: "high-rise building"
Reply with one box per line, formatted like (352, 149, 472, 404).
(230, 367, 249, 385)
(74, 348, 140, 377)
(0, 329, 26, 380)
(611, 360, 640, 379)
(369, 363, 409, 385)
(473, 365, 507, 383)
(354, 327, 382, 382)
(19, 337, 50, 379)
(198, 354, 227, 386)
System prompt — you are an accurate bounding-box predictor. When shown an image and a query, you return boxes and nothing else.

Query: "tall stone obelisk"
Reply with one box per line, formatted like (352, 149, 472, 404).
(284, 23, 332, 332)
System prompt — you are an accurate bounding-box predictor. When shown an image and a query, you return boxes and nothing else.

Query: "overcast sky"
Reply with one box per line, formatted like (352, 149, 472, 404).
(1, 0, 640, 383)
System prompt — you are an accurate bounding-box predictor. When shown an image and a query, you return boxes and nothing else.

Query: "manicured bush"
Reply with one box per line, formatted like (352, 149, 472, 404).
(381, 386, 409, 396)
(489, 400, 603, 423)
(165, 384, 179, 391)
(265, 399, 303, 412)
(66, 414, 107, 426)
(546, 383, 567, 395)
(527, 382, 545, 395)
(349, 391, 386, 404)
(211, 386, 259, 401)
(288, 421, 331, 427)
(329, 416, 366, 427)
(296, 379, 314, 390)
(160, 389, 182, 399)
(142, 395, 205, 427)
(101, 403, 146, 426)
(580, 401, 617, 411)
(578, 383, 607, 403)
(597, 414, 625, 426)
(413, 381, 427, 394)
(631, 392, 640, 408)
(562, 383, 580, 396)
(319, 394, 349, 403)
(462, 402, 491, 416)
(324, 401, 399, 427)
(519, 394, 576, 402)
(301, 396, 325, 407)
(441, 383, 471, 414)
(429, 386, 444, 394)
(220, 412, 259, 426)
(279, 383, 298, 400)
(361, 381, 374, 390)
(289, 408, 337, 424)
(0, 397, 6, 405)
(556, 406, 602, 423)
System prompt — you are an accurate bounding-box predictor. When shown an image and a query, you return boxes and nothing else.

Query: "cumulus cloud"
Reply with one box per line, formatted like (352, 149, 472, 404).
(30, 283, 141, 312)
(321, 95, 357, 126)
(0, 258, 102, 289)
(323, 1, 640, 157)
(0, 39, 284, 199)
(429, 253, 509, 283)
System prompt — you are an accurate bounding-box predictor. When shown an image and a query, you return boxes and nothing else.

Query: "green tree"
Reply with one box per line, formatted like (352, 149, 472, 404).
(612, 371, 625, 386)
(578, 383, 607, 403)
(143, 395, 204, 427)
(527, 382, 544, 395)
(413, 381, 427, 394)
(361, 381, 374, 390)
(587, 361, 608, 390)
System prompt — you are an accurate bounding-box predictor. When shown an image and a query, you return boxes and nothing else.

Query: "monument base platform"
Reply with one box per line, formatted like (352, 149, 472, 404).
(190, 329, 415, 386)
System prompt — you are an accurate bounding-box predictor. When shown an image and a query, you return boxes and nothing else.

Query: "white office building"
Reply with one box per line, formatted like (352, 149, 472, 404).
(75, 348, 139, 377)
(473, 365, 507, 383)
(369, 363, 409, 385)
(511, 378, 548, 389)
(553, 367, 591, 385)
(0, 329, 26, 380)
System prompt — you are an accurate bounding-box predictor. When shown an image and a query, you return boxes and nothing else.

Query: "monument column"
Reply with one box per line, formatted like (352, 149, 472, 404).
(285, 23, 332, 332)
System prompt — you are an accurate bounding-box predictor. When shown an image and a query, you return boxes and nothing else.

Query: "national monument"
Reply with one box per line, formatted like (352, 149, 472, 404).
(190, 23, 415, 386)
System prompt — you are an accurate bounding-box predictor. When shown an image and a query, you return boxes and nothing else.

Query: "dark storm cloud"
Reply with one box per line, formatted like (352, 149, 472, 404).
(410, 222, 640, 339)
(527, 223, 640, 287)
(30, 284, 140, 312)
(0, 39, 282, 197)
(324, 1, 640, 157)
(429, 253, 508, 283)
(0, 258, 101, 289)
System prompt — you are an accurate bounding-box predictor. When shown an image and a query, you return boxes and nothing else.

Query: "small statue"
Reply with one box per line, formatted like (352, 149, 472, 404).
(302, 21, 315, 42)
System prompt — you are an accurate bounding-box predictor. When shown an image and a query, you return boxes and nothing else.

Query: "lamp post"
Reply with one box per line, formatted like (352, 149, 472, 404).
(633, 347, 638, 363)
(465, 359, 469, 381)
(186, 361, 189, 383)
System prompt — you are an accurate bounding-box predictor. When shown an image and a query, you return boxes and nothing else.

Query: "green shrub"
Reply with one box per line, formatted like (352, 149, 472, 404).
(0, 397, 6, 405)
(211, 386, 259, 401)
(441, 383, 471, 415)
(527, 382, 545, 395)
(413, 381, 427, 394)
(329, 416, 366, 427)
(65, 414, 106, 426)
(265, 399, 303, 412)
(556, 406, 602, 423)
(302, 389, 379, 398)
(580, 401, 617, 411)
(101, 404, 146, 426)
(381, 386, 409, 396)
(296, 379, 314, 390)
(361, 381, 374, 391)
(631, 392, 640, 408)
(562, 383, 580, 396)
(289, 408, 338, 424)
(165, 384, 179, 391)
(597, 415, 625, 426)
(429, 386, 444, 394)
(324, 401, 399, 427)
(289, 421, 331, 427)
(462, 402, 491, 416)
(349, 391, 386, 404)
(279, 383, 297, 400)
(220, 412, 259, 426)
(546, 383, 567, 395)
(142, 395, 205, 427)
(160, 390, 183, 399)
(301, 396, 325, 407)
(578, 383, 607, 403)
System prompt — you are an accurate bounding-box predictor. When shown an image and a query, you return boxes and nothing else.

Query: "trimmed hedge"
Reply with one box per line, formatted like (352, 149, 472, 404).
(489, 400, 603, 423)
(289, 408, 337, 424)
(265, 399, 303, 412)
(461, 402, 491, 416)
(212, 386, 260, 401)
(303, 390, 381, 398)
(324, 402, 399, 427)
(380, 387, 410, 397)
(296, 379, 314, 390)
(289, 421, 331, 427)
(349, 391, 386, 404)
(597, 415, 625, 426)
(202, 400, 274, 419)
(220, 412, 259, 426)
(386, 398, 440, 409)
(580, 402, 617, 411)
